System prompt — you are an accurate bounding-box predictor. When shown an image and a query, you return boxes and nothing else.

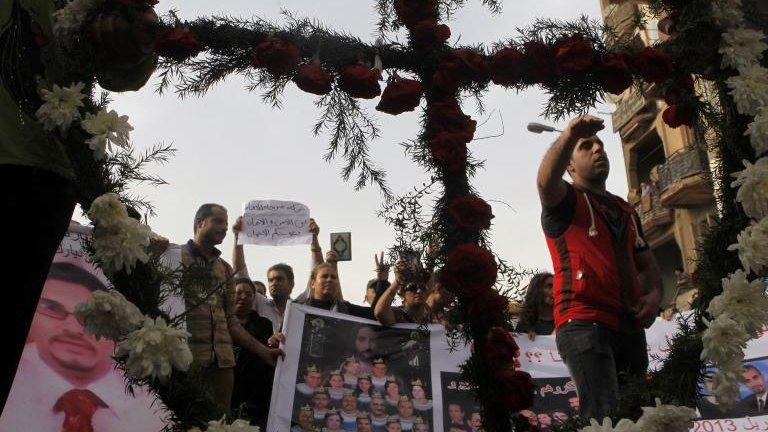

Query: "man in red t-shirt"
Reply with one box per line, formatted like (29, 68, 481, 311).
(536, 115, 663, 420)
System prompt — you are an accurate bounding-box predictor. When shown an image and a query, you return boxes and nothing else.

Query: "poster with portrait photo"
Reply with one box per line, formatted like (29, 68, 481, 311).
(697, 356, 768, 421)
(0, 223, 169, 432)
(523, 377, 577, 429)
(269, 304, 436, 432)
(439, 372, 483, 432)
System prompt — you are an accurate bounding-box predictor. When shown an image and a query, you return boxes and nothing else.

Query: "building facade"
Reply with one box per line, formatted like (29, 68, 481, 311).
(599, 0, 717, 312)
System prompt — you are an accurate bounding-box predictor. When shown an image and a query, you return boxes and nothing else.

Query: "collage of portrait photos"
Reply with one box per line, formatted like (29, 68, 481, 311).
(291, 313, 434, 432)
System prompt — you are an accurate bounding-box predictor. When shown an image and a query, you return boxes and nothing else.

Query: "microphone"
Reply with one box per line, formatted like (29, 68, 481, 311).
(526, 122, 562, 134)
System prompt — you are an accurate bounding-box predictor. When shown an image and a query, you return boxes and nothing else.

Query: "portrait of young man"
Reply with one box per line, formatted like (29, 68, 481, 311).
(0, 261, 166, 432)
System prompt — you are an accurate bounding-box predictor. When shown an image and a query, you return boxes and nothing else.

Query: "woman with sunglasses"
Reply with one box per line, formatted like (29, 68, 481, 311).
(374, 259, 449, 326)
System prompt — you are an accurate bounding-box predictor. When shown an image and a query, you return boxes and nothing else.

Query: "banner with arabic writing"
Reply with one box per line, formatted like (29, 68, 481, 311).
(513, 315, 768, 431)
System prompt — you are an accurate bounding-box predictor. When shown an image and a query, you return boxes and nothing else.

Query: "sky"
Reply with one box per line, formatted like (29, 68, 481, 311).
(89, 0, 628, 304)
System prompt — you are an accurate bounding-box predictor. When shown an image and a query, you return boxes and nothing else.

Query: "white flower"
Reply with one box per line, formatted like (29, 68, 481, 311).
(226, 420, 260, 432)
(186, 418, 259, 432)
(712, 360, 745, 407)
(728, 221, 768, 275)
(75, 290, 144, 340)
(53, 0, 102, 41)
(711, 0, 745, 27)
(747, 108, 768, 156)
(81, 109, 133, 159)
(579, 417, 637, 432)
(35, 82, 86, 132)
(708, 270, 768, 335)
(731, 157, 768, 220)
(92, 218, 152, 274)
(720, 28, 767, 71)
(726, 64, 768, 116)
(87, 193, 129, 227)
(118, 316, 192, 381)
(700, 314, 749, 365)
(634, 399, 696, 432)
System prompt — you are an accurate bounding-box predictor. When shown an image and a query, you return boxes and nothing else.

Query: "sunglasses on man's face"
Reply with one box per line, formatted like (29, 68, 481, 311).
(37, 297, 85, 325)
(403, 283, 425, 293)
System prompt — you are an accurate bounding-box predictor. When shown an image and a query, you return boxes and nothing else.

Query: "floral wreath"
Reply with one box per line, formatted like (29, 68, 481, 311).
(18, 0, 768, 430)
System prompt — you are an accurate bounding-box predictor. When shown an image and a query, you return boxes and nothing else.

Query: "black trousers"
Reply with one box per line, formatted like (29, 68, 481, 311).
(0, 165, 75, 411)
(555, 320, 649, 420)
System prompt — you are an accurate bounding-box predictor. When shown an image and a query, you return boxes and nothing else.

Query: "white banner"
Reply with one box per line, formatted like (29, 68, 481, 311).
(238, 200, 312, 246)
(269, 306, 768, 431)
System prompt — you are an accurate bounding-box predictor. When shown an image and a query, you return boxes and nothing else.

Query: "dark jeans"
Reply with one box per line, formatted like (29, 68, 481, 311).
(555, 320, 648, 420)
(0, 165, 75, 411)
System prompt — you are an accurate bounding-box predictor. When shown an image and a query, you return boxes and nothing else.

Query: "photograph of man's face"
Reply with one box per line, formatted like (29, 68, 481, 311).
(355, 326, 376, 362)
(28, 264, 114, 385)
(448, 403, 465, 424)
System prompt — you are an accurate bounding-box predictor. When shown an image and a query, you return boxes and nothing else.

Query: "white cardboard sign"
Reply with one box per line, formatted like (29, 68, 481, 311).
(238, 200, 311, 246)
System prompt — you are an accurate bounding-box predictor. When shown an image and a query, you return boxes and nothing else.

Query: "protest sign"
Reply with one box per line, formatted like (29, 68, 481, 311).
(239, 200, 312, 246)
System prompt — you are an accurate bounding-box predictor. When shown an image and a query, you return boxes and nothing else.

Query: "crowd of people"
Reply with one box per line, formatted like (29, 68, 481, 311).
(159, 206, 459, 431)
(6, 113, 726, 432)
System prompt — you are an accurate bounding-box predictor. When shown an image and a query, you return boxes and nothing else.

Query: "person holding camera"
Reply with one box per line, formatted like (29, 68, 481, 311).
(374, 255, 449, 326)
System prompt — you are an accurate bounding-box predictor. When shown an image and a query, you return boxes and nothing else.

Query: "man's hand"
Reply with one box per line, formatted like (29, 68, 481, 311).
(232, 216, 243, 236)
(634, 289, 662, 328)
(309, 218, 320, 237)
(393, 259, 407, 284)
(263, 347, 285, 367)
(325, 250, 339, 263)
(268, 332, 286, 347)
(374, 251, 390, 281)
(562, 115, 605, 143)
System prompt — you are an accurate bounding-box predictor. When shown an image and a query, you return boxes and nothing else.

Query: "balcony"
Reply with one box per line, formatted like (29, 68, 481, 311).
(612, 91, 650, 133)
(603, 2, 640, 43)
(657, 149, 714, 207)
(636, 194, 673, 240)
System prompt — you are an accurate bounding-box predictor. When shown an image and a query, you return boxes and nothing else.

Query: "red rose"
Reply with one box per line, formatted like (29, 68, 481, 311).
(154, 27, 202, 62)
(376, 78, 424, 115)
(662, 103, 695, 128)
(338, 65, 382, 99)
(430, 132, 468, 172)
(466, 290, 508, 325)
(412, 20, 451, 48)
(484, 326, 519, 365)
(30, 20, 49, 47)
(595, 53, 633, 95)
(449, 195, 494, 230)
(454, 49, 490, 81)
(521, 41, 559, 85)
(490, 47, 523, 87)
(114, 0, 158, 8)
(428, 100, 477, 143)
(432, 59, 462, 93)
(394, 0, 438, 28)
(632, 47, 673, 85)
(664, 71, 695, 105)
(554, 34, 595, 75)
(293, 63, 333, 95)
(498, 369, 535, 412)
(250, 38, 302, 76)
(443, 243, 497, 296)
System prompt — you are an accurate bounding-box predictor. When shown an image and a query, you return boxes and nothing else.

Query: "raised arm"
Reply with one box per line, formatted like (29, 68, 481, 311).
(375, 259, 406, 326)
(231, 217, 249, 278)
(537, 115, 605, 207)
(309, 218, 323, 267)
